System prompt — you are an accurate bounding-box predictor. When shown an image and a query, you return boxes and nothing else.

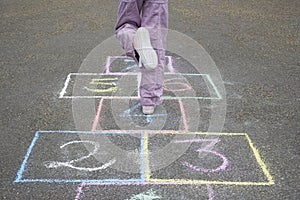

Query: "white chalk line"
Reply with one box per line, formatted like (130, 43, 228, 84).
(58, 73, 222, 99)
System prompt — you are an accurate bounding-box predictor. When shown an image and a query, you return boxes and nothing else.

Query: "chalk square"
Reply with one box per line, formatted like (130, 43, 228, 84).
(145, 132, 274, 186)
(15, 131, 144, 183)
(92, 98, 188, 132)
(59, 73, 138, 99)
(76, 183, 210, 200)
(59, 73, 221, 99)
(106, 56, 173, 73)
(106, 56, 138, 73)
(163, 73, 222, 100)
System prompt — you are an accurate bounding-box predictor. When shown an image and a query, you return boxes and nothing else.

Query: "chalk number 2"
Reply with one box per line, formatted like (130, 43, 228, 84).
(44, 140, 116, 172)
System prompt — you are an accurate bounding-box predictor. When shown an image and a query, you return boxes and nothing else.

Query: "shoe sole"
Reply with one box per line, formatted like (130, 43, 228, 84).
(142, 106, 155, 115)
(134, 27, 158, 69)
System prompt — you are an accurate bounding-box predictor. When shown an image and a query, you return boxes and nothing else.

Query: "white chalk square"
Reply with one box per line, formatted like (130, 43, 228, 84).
(59, 73, 221, 99)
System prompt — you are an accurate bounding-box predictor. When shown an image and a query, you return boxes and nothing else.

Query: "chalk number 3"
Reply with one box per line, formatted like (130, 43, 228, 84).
(174, 139, 229, 173)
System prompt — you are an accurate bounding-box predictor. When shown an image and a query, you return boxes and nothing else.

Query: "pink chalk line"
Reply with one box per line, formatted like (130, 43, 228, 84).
(163, 78, 192, 92)
(91, 99, 104, 131)
(166, 56, 174, 73)
(105, 56, 111, 74)
(206, 184, 215, 200)
(178, 99, 189, 132)
(74, 182, 85, 200)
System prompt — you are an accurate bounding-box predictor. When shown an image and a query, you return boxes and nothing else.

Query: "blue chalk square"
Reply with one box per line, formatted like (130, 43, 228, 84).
(15, 131, 145, 183)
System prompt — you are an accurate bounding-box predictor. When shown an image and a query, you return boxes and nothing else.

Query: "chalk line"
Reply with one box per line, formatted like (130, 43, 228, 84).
(18, 178, 143, 183)
(60, 95, 221, 100)
(14, 131, 40, 183)
(140, 133, 146, 182)
(206, 184, 214, 200)
(178, 99, 189, 132)
(59, 73, 72, 98)
(80, 178, 273, 186)
(166, 56, 174, 73)
(75, 182, 84, 200)
(143, 132, 151, 181)
(59, 73, 222, 99)
(105, 56, 111, 73)
(245, 134, 275, 185)
(36, 130, 145, 135)
(68, 72, 215, 76)
(69, 72, 139, 76)
(92, 129, 187, 134)
(204, 74, 222, 100)
(92, 98, 104, 131)
(148, 178, 274, 186)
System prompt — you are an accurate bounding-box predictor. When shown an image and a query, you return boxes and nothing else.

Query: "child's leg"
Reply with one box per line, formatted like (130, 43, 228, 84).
(139, 0, 168, 106)
(115, 0, 144, 61)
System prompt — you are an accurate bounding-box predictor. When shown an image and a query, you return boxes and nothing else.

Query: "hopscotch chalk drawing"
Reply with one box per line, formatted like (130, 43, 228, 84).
(15, 55, 274, 200)
(15, 131, 273, 185)
(59, 73, 221, 100)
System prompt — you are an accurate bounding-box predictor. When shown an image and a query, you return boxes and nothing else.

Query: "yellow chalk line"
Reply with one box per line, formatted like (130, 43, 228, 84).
(89, 82, 117, 86)
(143, 132, 151, 181)
(84, 87, 118, 93)
(245, 133, 275, 185)
(143, 132, 274, 186)
(147, 132, 246, 136)
(148, 178, 274, 186)
(90, 78, 118, 83)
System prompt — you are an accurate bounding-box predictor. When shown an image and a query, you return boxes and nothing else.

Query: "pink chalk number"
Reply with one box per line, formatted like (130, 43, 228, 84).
(163, 78, 192, 92)
(174, 139, 229, 173)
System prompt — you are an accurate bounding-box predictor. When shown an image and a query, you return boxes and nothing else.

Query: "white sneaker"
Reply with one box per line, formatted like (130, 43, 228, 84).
(142, 105, 155, 115)
(134, 27, 158, 69)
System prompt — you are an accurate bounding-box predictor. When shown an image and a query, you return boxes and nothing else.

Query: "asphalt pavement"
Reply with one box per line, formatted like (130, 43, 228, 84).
(1, 0, 299, 199)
